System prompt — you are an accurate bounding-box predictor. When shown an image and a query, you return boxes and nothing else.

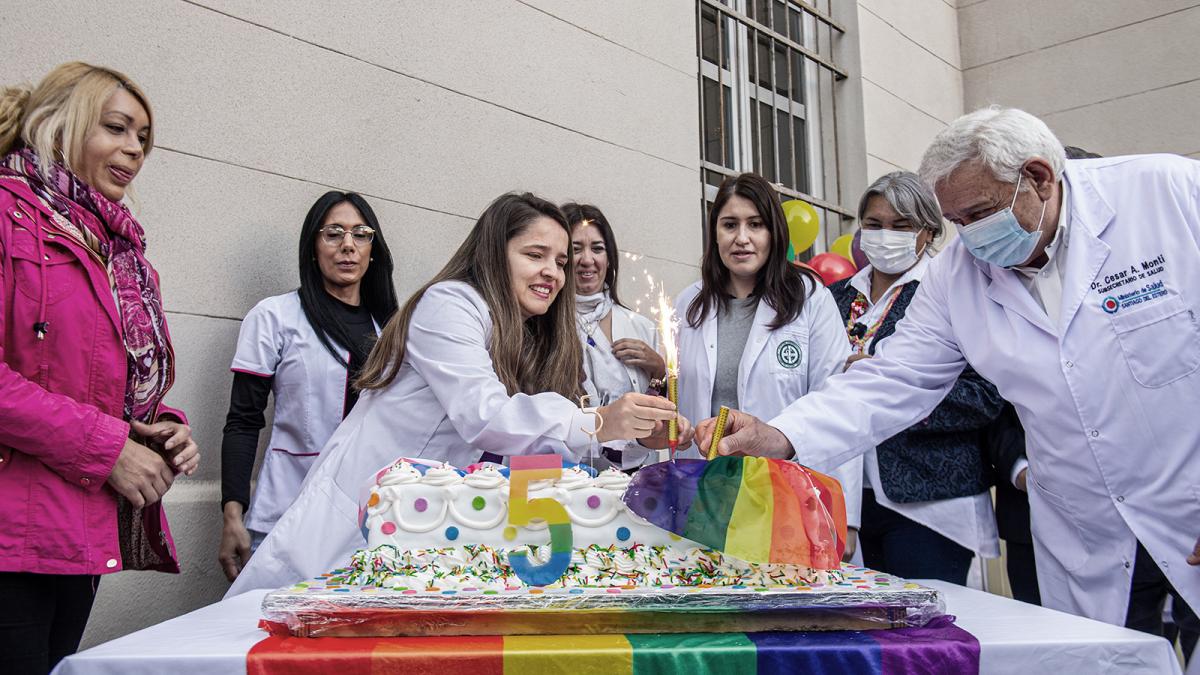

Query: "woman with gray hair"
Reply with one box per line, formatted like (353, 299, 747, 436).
(826, 170, 1005, 584)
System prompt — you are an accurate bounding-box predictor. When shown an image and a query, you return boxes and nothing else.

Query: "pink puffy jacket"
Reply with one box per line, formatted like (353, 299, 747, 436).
(0, 175, 180, 575)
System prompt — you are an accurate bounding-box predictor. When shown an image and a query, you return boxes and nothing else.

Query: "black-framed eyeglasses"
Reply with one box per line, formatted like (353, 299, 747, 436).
(319, 225, 375, 247)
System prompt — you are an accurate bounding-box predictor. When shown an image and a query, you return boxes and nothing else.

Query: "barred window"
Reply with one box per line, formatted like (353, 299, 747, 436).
(697, 0, 852, 258)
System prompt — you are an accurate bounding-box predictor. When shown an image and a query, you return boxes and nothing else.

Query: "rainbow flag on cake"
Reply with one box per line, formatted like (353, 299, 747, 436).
(623, 456, 848, 570)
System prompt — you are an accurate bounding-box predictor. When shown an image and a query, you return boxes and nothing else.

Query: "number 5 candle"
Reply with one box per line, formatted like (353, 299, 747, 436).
(507, 455, 573, 586)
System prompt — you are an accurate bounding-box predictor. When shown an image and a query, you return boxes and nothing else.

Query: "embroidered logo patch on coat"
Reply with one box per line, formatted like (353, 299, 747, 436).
(777, 340, 802, 369)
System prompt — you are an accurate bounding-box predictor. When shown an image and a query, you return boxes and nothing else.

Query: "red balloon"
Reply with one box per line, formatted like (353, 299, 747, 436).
(808, 252, 857, 286)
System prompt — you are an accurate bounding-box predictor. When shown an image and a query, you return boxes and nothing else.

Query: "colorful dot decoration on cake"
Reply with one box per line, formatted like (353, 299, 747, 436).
(380, 522, 396, 535)
(472, 496, 486, 511)
(414, 498, 428, 513)
(616, 526, 631, 542)
(502, 526, 517, 541)
(586, 495, 601, 509)
(445, 526, 459, 541)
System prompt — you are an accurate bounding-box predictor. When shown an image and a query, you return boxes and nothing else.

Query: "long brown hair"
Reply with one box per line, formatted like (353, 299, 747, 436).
(686, 173, 819, 330)
(357, 193, 583, 400)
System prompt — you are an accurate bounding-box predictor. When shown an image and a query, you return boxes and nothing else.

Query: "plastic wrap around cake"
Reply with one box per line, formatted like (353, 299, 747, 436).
(261, 456, 945, 637)
(262, 563, 945, 637)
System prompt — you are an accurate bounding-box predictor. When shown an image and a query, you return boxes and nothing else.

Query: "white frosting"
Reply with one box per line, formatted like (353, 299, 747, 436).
(364, 461, 678, 551)
(594, 467, 631, 491)
(554, 466, 593, 491)
(422, 463, 464, 486)
(463, 466, 506, 489)
(378, 460, 422, 486)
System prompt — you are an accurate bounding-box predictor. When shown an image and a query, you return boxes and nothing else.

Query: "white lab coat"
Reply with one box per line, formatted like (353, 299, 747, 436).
(230, 291, 378, 534)
(674, 278, 863, 527)
(769, 155, 1200, 628)
(227, 281, 600, 595)
(581, 304, 661, 402)
(581, 304, 663, 469)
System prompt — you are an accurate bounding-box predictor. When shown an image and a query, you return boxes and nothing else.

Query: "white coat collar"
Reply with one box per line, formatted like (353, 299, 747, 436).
(1056, 163, 1115, 334)
(849, 255, 931, 306)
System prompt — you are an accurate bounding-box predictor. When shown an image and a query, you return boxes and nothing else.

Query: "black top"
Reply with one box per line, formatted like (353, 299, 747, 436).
(828, 276, 1005, 503)
(984, 403, 1033, 543)
(220, 297, 376, 510)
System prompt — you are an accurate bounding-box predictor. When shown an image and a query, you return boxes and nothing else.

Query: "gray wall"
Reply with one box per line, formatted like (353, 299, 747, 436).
(0, 0, 704, 647)
(858, 0, 963, 177)
(960, 0, 1200, 159)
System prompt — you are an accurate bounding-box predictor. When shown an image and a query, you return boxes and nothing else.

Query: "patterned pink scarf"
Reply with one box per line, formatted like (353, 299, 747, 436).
(2, 148, 172, 423)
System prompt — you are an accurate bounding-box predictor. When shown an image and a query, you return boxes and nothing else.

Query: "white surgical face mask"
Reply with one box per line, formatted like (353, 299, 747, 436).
(860, 228, 924, 274)
(958, 173, 1048, 268)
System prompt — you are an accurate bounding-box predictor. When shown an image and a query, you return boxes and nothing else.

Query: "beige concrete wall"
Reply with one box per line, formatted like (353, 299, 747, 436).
(0, 0, 702, 647)
(960, 0, 1200, 159)
(857, 0, 964, 180)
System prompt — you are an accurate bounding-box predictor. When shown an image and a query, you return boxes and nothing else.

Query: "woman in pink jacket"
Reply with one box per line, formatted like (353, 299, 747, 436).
(0, 62, 199, 674)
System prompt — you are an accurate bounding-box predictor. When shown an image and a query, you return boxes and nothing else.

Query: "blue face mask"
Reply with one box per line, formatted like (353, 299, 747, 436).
(958, 173, 1048, 268)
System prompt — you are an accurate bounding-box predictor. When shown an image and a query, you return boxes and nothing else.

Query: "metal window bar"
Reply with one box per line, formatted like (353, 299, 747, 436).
(766, 12, 780, 185)
(715, 7, 724, 168)
(700, 0, 846, 80)
(699, 161, 852, 218)
(697, 0, 854, 233)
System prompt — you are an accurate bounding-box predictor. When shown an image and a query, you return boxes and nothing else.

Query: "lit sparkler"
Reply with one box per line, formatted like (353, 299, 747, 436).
(656, 287, 680, 459)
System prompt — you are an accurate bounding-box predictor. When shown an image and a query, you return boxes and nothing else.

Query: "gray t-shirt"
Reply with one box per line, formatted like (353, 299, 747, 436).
(710, 295, 759, 416)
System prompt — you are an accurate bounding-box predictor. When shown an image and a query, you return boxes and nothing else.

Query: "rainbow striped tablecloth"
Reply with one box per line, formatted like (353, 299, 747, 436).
(247, 615, 978, 674)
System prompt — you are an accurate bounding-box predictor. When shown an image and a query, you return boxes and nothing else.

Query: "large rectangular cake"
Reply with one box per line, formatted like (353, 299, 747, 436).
(261, 457, 944, 637)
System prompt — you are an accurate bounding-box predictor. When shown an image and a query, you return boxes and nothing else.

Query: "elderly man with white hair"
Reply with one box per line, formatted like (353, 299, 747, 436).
(698, 106, 1199, 663)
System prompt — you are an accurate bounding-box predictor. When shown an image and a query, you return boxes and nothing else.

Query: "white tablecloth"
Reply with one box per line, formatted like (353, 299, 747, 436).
(55, 581, 1182, 675)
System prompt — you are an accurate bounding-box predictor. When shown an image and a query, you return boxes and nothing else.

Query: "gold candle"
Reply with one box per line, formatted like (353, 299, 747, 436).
(657, 288, 680, 460)
(707, 405, 730, 460)
(667, 374, 679, 454)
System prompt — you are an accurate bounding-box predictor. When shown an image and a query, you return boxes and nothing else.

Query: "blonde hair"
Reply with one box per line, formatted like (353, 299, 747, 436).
(0, 61, 153, 178)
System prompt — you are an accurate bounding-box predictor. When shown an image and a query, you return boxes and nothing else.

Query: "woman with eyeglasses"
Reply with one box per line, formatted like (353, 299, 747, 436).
(217, 191, 398, 582)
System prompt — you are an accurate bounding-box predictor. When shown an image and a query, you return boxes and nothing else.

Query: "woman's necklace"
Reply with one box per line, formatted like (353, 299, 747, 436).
(846, 286, 903, 354)
(578, 316, 599, 347)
